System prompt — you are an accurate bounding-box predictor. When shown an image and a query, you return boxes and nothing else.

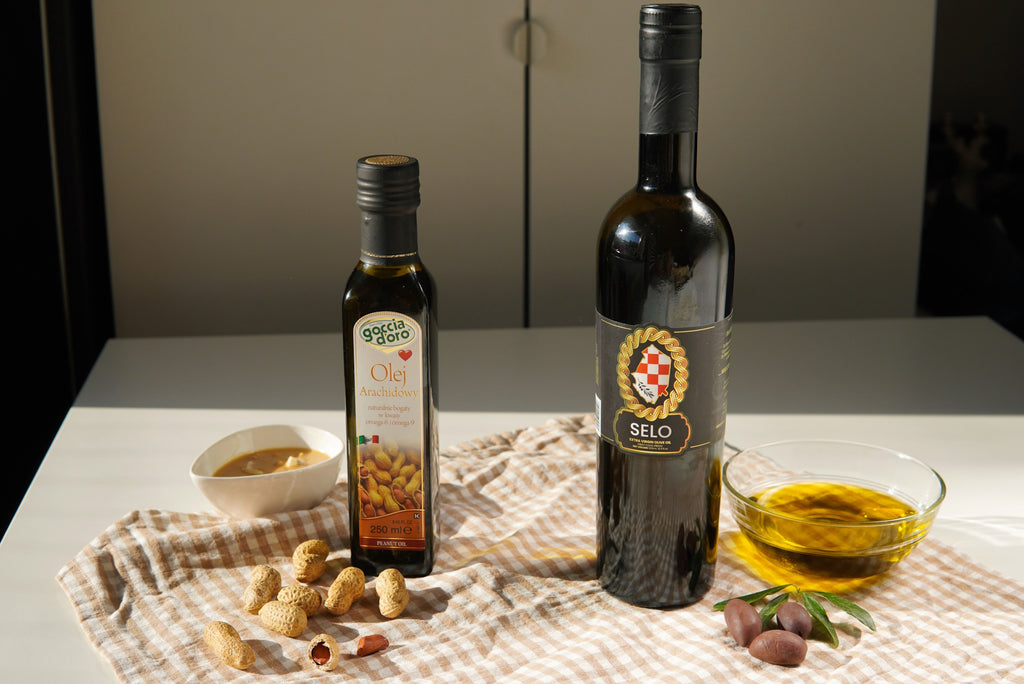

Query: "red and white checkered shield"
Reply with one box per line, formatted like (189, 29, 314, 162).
(631, 344, 671, 404)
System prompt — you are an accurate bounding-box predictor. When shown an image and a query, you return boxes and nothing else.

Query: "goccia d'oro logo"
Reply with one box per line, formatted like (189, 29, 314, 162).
(358, 314, 417, 352)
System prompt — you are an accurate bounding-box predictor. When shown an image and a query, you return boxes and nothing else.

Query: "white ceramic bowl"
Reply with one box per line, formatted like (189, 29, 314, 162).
(190, 425, 343, 518)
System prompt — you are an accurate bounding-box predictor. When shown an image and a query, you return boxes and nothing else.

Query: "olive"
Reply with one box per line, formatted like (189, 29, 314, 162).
(723, 598, 762, 647)
(776, 601, 813, 638)
(748, 630, 808, 666)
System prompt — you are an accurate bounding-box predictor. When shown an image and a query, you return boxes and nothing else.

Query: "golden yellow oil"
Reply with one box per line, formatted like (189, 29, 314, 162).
(739, 481, 927, 582)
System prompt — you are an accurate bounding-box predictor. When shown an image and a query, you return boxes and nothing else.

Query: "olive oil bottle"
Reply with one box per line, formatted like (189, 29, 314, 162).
(596, 5, 735, 607)
(343, 155, 439, 577)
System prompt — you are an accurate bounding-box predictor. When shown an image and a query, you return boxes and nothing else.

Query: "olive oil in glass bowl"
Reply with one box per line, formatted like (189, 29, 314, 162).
(723, 440, 945, 583)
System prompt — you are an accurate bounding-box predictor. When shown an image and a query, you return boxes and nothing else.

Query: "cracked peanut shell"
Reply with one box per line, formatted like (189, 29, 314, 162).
(307, 633, 340, 671)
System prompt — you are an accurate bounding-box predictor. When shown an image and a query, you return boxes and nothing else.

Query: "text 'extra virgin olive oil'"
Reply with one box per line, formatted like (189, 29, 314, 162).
(343, 155, 439, 577)
(596, 5, 735, 607)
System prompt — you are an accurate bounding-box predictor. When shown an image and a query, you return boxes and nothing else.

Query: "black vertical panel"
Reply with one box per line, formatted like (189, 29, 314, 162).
(46, 0, 115, 385)
(523, 0, 531, 328)
(2, 0, 113, 536)
(918, 0, 1024, 338)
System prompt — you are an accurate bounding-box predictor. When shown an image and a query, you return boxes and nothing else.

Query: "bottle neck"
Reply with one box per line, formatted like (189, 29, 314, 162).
(359, 210, 419, 266)
(638, 132, 697, 193)
(637, 57, 699, 193)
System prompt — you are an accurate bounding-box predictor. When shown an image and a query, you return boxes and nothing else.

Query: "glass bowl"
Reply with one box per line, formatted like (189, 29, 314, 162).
(723, 440, 945, 584)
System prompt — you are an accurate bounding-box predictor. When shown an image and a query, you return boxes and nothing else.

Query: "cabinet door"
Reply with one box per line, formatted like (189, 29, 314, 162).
(529, 0, 935, 325)
(94, 1, 525, 335)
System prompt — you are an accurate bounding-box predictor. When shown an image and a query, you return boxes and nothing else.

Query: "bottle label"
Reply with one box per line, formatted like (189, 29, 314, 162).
(352, 311, 427, 551)
(596, 314, 731, 456)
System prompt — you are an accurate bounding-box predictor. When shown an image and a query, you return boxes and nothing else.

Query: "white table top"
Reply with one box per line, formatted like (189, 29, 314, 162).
(2, 316, 1023, 682)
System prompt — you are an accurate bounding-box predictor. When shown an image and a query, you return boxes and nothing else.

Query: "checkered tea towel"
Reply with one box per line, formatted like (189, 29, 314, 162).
(58, 415, 1024, 682)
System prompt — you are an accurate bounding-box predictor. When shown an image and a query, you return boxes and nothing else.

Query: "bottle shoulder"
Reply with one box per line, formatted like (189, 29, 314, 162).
(599, 185, 733, 248)
(347, 260, 434, 289)
(349, 258, 430, 278)
(343, 261, 436, 321)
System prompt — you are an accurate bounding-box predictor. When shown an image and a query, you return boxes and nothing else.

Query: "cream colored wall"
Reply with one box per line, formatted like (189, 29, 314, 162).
(93, 0, 935, 335)
(529, 0, 936, 326)
(93, 1, 525, 336)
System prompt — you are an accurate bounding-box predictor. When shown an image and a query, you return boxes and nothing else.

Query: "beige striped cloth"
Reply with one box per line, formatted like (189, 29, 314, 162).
(58, 415, 1024, 682)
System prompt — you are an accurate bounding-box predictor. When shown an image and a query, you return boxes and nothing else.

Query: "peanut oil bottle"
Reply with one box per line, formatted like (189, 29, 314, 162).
(343, 155, 438, 577)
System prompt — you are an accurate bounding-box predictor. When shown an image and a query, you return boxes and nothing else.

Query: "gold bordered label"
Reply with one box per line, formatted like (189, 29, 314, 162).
(616, 326, 689, 420)
(596, 315, 730, 456)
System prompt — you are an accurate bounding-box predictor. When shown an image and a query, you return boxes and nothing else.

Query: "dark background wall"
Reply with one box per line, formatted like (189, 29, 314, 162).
(918, 0, 1024, 335)
(931, 0, 1024, 161)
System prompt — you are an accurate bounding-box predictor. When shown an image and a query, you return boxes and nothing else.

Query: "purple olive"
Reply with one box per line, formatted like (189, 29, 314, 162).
(724, 599, 762, 647)
(776, 601, 813, 638)
(748, 630, 808, 666)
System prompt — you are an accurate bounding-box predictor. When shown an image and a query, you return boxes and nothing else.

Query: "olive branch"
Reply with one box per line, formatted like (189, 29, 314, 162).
(713, 584, 875, 648)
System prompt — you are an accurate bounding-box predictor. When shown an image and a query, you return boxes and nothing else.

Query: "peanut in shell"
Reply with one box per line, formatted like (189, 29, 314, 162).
(373, 451, 392, 470)
(241, 564, 281, 614)
(204, 621, 255, 670)
(325, 566, 366, 615)
(376, 568, 409, 619)
(277, 584, 323, 617)
(292, 539, 329, 583)
(259, 600, 308, 638)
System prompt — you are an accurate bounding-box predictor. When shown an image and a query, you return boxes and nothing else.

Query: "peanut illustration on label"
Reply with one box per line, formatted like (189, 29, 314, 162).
(357, 436, 424, 519)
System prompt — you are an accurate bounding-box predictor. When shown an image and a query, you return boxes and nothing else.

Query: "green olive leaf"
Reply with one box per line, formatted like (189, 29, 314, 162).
(806, 591, 876, 631)
(712, 584, 795, 611)
(801, 593, 839, 648)
(758, 593, 790, 630)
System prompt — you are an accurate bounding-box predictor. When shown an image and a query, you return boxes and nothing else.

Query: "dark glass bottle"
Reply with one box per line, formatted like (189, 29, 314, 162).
(343, 155, 439, 577)
(595, 5, 735, 607)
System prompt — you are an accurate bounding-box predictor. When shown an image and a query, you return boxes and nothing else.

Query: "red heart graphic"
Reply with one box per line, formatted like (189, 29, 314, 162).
(399, 350, 412, 361)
